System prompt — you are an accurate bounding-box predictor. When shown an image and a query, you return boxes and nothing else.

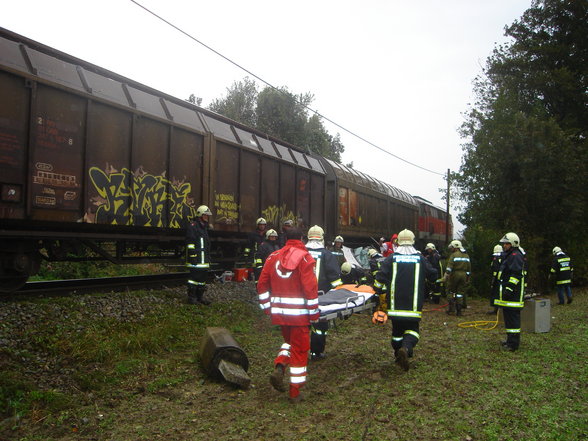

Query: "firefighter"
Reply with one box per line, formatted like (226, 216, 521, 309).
(278, 219, 295, 248)
(185, 205, 212, 305)
(331, 235, 346, 266)
(444, 240, 471, 316)
(487, 244, 503, 314)
(373, 229, 437, 371)
(306, 225, 343, 359)
(253, 229, 280, 281)
(423, 243, 443, 304)
(341, 262, 369, 286)
(244, 217, 267, 271)
(550, 246, 573, 305)
(257, 227, 319, 403)
(495, 232, 526, 351)
(367, 248, 384, 281)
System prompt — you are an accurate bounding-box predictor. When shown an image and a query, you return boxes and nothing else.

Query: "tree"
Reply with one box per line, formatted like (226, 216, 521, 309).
(208, 79, 346, 163)
(208, 77, 258, 127)
(455, 0, 588, 289)
(187, 94, 202, 106)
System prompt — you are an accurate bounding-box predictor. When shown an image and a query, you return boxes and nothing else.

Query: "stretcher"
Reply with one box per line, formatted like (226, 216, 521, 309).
(318, 284, 377, 322)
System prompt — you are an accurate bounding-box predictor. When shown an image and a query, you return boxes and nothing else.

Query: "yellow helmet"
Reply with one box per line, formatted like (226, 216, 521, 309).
(266, 229, 278, 239)
(256, 217, 267, 225)
(341, 262, 352, 275)
(334, 235, 344, 243)
(552, 246, 562, 255)
(367, 248, 378, 258)
(425, 243, 436, 250)
(196, 205, 212, 217)
(500, 232, 520, 247)
(397, 229, 415, 246)
(308, 225, 324, 240)
(449, 240, 462, 249)
(493, 245, 503, 253)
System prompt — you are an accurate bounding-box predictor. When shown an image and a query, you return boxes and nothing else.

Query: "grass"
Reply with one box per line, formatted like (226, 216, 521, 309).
(1, 287, 587, 441)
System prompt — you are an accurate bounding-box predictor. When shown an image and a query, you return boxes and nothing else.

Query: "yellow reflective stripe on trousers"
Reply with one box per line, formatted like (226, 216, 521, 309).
(404, 330, 420, 340)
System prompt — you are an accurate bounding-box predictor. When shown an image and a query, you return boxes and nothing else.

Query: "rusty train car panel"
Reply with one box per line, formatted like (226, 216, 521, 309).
(0, 27, 450, 291)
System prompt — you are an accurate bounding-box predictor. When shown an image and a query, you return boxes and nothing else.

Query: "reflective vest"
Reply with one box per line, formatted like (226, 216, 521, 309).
(374, 252, 436, 319)
(551, 252, 573, 285)
(495, 248, 525, 308)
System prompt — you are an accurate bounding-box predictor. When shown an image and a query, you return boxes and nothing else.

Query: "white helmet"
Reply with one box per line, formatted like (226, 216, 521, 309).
(308, 225, 324, 240)
(283, 219, 294, 227)
(256, 217, 267, 225)
(367, 248, 378, 258)
(425, 243, 436, 250)
(334, 235, 344, 243)
(341, 262, 352, 275)
(552, 246, 562, 255)
(266, 229, 278, 239)
(500, 232, 520, 247)
(449, 240, 462, 249)
(493, 245, 503, 253)
(196, 205, 212, 217)
(397, 229, 415, 246)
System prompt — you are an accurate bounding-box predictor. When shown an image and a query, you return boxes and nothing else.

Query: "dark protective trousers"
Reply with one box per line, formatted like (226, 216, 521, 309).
(391, 319, 420, 357)
(310, 322, 329, 356)
(187, 269, 207, 301)
(503, 307, 521, 350)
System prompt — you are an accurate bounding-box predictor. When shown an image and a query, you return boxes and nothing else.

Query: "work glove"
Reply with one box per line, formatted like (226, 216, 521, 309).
(372, 311, 388, 324)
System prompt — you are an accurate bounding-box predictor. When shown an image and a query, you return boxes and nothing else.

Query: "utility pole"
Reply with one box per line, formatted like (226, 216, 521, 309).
(445, 168, 451, 244)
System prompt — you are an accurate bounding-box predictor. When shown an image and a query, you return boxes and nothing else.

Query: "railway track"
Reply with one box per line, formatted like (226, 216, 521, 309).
(5, 272, 189, 297)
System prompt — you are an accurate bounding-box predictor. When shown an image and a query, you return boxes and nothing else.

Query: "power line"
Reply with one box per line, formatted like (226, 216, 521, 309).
(129, 0, 445, 177)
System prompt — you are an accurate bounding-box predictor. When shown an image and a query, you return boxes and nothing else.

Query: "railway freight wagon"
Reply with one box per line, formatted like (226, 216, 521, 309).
(0, 28, 438, 292)
(414, 196, 453, 251)
(0, 28, 327, 291)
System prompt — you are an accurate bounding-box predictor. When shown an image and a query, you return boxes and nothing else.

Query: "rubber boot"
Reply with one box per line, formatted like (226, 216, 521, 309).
(196, 287, 211, 305)
(187, 286, 199, 305)
(446, 298, 455, 315)
(456, 302, 462, 317)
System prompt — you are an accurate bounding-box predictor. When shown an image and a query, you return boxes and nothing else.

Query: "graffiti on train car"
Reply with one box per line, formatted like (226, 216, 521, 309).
(88, 165, 196, 227)
(261, 204, 296, 228)
(214, 193, 239, 224)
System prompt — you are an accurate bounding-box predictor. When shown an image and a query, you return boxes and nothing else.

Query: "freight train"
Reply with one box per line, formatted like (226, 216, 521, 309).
(0, 27, 451, 292)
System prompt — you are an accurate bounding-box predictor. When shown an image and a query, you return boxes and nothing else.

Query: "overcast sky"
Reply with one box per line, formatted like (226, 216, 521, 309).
(1, 0, 532, 234)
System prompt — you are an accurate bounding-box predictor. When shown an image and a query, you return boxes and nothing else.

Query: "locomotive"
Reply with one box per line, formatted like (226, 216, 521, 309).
(0, 27, 451, 292)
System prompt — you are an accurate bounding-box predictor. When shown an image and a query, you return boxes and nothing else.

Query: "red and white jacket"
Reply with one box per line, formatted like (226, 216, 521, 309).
(257, 239, 319, 326)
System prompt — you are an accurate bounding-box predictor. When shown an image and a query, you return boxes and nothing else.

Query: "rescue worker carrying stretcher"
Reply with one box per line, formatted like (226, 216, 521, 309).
(373, 229, 437, 371)
(444, 240, 471, 316)
(305, 225, 343, 360)
(340, 262, 370, 286)
(257, 227, 319, 402)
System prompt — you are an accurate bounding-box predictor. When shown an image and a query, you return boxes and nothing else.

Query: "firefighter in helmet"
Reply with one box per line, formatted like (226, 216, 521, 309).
(186, 205, 212, 305)
(331, 235, 346, 266)
(373, 229, 437, 371)
(244, 217, 267, 273)
(305, 225, 343, 359)
(254, 229, 280, 281)
(444, 240, 471, 316)
(495, 232, 526, 351)
(423, 243, 443, 304)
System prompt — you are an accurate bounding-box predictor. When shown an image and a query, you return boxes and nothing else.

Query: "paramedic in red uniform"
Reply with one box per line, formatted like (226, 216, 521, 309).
(257, 227, 319, 402)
